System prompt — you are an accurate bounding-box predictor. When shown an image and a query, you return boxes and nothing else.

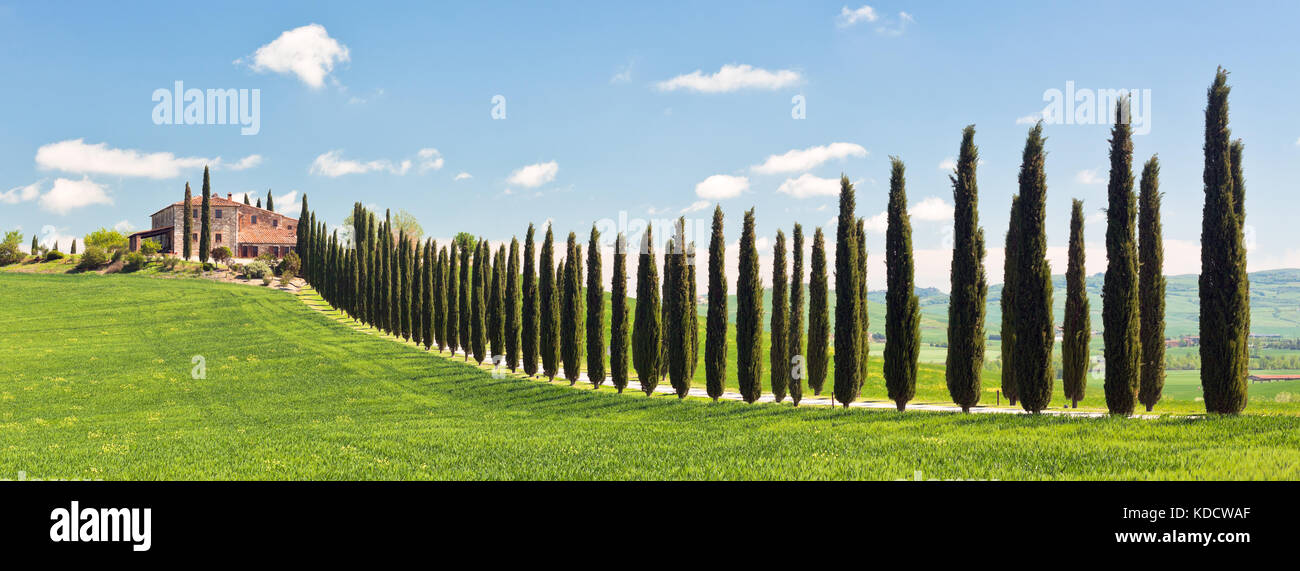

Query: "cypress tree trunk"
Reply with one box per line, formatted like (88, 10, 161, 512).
(633, 224, 662, 394)
(788, 224, 805, 406)
(199, 167, 211, 264)
(884, 158, 920, 411)
(1001, 196, 1020, 407)
(1012, 123, 1055, 413)
(705, 206, 728, 401)
(667, 219, 692, 398)
(586, 226, 606, 387)
(945, 126, 987, 412)
(445, 242, 459, 355)
(539, 227, 560, 380)
(183, 183, 193, 260)
(769, 229, 790, 402)
(833, 176, 862, 407)
(610, 233, 631, 393)
(1103, 99, 1141, 415)
(1138, 156, 1166, 411)
(561, 233, 582, 385)
(522, 225, 538, 376)
(736, 208, 763, 403)
(807, 227, 829, 396)
(506, 237, 521, 371)
(1063, 199, 1091, 409)
(1200, 68, 1249, 414)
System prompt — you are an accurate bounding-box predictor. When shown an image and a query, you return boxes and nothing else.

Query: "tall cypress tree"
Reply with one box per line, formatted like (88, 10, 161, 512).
(539, 226, 560, 380)
(884, 158, 920, 411)
(446, 242, 460, 355)
(561, 233, 584, 385)
(659, 236, 675, 385)
(522, 225, 539, 376)
(412, 239, 424, 344)
(610, 233, 631, 393)
(633, 224, 662, 394)
(686, 240, 699, 383)
(769, 229, 790, 402)
(265, 190, 274, 213)
(1063, 199, 1091, 409)
(459, 237, 473, 361)
(787, 224, 806, 406)
(1200, 68, 1249, 414)
(667, 218, 692, 398)
(833, 176, 862, 407)
(244, 193, 251, 206)
(856, 218, 869, 397)
(1001, 196, 1021, 407)
(1103, 99, 1142, 415)
(1138, 156, 1166, 411)
(945, 126, 987, 412)
(586, 226, 606, 387)
(1013, 123, 1055, 413)
(436, 246, 449, 351)
(807, 228, 829, 396)
(506, 237, 522, 372)
(182, 182, 194, 260)
(736, 208, 763, 403)
(1231, 140, 1249, 350)
(423, 240, 434, 348)
(471, 239, 489, 365)
(705, 206, 728, 401)
(489, 245, 505, 363)
(400, 235, 412, 341)
(199, 167, 211, 263)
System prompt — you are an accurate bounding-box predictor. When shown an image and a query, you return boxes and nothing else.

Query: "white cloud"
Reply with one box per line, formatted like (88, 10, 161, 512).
(610, 61, 633, 84)
(695, 174, 749, 200)
(274, 190, 298, 213)
(417, 148, 444, 172)
(681, 200, 711, 214)
(776, 173, 840, 199)
(309, 150, 411, 177)
(1017, 111, 1047, 125)
(656, 64, 802, 93)
(1075, 168, 1105, 185)
(862, 211, 888, 234)
(246, 24, 350, 89)
(752, 142, 868, 174)
(113, 219, 136, 233)
(35, 139, 257, 179)
(39, 177, 111, 214)
(1, 181, 41, 204)
(910, 197, 954, 222)
(1085, 210, 1107, 228)
(837, 5, 878, 27)
(939, 158, 957, 171)
(507, 161, 559, 188)
(877, 12, 915, 36)
(454, 172, 473, 181)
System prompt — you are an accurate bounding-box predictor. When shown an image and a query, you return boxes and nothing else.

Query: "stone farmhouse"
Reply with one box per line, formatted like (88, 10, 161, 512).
(128, 193, 298, 259)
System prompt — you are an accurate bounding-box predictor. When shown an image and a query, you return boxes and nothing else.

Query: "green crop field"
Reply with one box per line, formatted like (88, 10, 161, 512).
(2, 271, 1299, 480)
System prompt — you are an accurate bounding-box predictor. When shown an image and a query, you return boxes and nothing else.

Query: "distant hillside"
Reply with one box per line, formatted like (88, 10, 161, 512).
(718, 268, 1300, 341)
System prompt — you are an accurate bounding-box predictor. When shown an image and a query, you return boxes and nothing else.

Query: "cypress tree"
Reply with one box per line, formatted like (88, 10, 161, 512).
(400, 235, 412, 341)
(70, 240, 76, 255)
(633, 224, 662, 394)
(182, 182, 193, 260)
(833, 176, 862, 407)
(884, 158, 920, 411)
(459, 238, 473, 360)
(1231, 140, 1250, 347)
(945, 126, 987, 412)
(736, 208, 763, 403)
(686, 240, 699, 383)
(770, 229, 790, 402)
(856, 218, 868, 396)
(436, 246, 449, 351)
(506, 237, 521, 372)
(586, 226, 606, 387)
(1200, 68, 1249, 414)
(807, 228, 829, 396)
(1001, 196, 1021, 407)
(199, 167, 211, 263)
(489, 245, 505, 363)
(265, 190, 274, 213)
(610, 233, 631, 393)
(257, 198, 262, 208)
(422, 240, 434, 348)
(471, 239, 488, 365)
(561, 233, 584, 385)
(446, 241, 460, 355)
(1103, 99, 1142, 415)
(1063, 199, 1091, 408)
(659, 236, 675, 384)
(1138, 156, 1166, 411)
(788, 224, 805, 406)
(389, 215, 400, 336)
(244, 193, 251, 205)
(667, 218, 692, 398)
(539, 226, 560, 380)
(1013, 123, 1055, 413)
(705, 206, 728, 401)
(522, 225, 539, 376)
(31, 235, 38, 256)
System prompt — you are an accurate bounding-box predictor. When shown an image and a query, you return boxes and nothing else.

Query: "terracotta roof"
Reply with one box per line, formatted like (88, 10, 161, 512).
(128, 226, 173, 238)
(238, 213, 297, 244)
(171, 196, 246, 208)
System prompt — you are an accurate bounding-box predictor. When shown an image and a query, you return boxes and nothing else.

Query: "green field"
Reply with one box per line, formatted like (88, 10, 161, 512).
(2, 271, 1299, 480)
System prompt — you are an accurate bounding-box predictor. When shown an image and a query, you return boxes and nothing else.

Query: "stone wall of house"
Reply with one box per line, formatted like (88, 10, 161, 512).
(165, 204, 240, 258)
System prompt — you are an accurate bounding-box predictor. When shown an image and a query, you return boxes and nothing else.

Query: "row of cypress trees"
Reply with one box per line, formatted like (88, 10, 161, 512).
(293, 69, 1243, 415)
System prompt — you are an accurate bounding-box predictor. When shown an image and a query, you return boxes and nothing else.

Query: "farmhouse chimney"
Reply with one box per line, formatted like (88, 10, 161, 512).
(227, 193, 232, 200)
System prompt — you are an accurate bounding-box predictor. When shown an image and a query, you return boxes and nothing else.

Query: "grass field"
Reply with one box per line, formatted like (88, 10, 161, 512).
(2, 271, 1299, 480)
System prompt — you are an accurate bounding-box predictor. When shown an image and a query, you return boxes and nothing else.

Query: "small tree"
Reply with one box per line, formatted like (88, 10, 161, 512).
(183, 182, 194, 260)
(140, 238, 161, 257)
(1138, 156, 1166, 411)
(807, 227, 830, 396)
(1062, 199, 1091, 408)
(211, 246, 232, 266)
(1001, 195, 1021, 407)
(769, 229, 790, 402)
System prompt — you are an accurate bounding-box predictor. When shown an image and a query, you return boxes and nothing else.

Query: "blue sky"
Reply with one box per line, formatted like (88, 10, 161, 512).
(2, 0, 1297, 290)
